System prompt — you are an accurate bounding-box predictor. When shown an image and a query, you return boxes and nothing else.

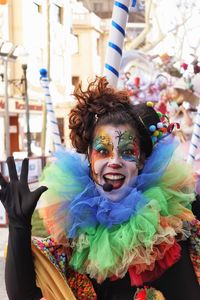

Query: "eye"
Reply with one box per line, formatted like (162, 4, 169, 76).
(122, 149, 133, 156)
(97, 148, 109, 155)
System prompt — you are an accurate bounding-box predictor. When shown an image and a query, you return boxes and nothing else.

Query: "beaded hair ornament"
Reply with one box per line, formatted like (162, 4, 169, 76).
(145, 101, 180, 145)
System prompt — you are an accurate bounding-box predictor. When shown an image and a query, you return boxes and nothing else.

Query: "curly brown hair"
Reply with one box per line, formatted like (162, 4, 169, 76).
(69, 76, 160, 158)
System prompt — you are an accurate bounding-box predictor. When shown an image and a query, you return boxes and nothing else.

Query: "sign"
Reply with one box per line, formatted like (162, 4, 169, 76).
(0, 97, 43, 112)
(2, 157, 43, 183)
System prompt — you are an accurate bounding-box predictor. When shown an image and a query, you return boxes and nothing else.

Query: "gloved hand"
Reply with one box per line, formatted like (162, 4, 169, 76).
(0, 156, 47, 228)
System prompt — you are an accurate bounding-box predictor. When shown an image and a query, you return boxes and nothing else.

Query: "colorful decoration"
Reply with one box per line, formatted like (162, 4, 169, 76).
(160, 53, 171, 65)
(181, 63, 188, 71)
(134, 76, 140, 88)
(146, 101, 154, 107)
(132, 0, 137, 7)
(39, 68, 63, 152)
(32, 237, 96, 299)
(189, 219, 200, 285)
(146, 103, 179, 145)
(119, 71, 170, 104)
(104, 0, 132, 87)
(134, 286, 165, 300)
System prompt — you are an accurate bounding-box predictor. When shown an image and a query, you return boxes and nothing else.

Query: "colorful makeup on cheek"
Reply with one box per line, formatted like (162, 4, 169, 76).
(90, 134, 113, 182)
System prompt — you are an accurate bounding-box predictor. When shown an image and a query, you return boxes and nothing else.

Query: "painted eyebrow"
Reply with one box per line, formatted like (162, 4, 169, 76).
(93, 136, 112, 147)
(115, 130, 135, 142)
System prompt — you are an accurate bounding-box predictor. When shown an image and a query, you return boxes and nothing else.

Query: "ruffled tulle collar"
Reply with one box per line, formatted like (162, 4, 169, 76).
(39, 135, 196, 286)
(64, 135, 183, 238)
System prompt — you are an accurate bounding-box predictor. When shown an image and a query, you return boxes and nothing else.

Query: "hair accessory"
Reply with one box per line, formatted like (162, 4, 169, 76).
(148, 121, 168, 145)
(167, 122, 180, 133)
(146, 101, 154, 107)
(148, 112, 180, 145)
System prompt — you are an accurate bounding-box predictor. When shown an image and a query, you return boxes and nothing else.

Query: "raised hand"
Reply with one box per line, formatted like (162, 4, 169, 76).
(0, 156, 47, 228)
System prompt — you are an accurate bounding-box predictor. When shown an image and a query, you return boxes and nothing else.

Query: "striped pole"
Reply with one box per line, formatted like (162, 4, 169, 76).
(39, 68, 62, 151)
(187, 103, 200, 164)
(103, 0, 133, 87)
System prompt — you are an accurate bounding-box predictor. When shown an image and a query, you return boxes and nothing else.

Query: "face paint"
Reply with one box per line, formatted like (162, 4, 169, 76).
(92, 134, 113, 160)
(90, 129, 113, 183)
(89, 124, 141, 201)
(116, 130, 140, 163)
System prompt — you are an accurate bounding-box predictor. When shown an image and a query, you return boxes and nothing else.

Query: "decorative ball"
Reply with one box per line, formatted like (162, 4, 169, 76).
(157, 122, 163, 129)
(157, 112, 163, 118)
(149, 125, 156, 132)
(160, 127, 167, 133)
(40, 68, 48, 77)
(153, 130, 159, 137)
(181, 62, 188, 70)
(146, 101, 154, 107)
(151, 136, 157, 143)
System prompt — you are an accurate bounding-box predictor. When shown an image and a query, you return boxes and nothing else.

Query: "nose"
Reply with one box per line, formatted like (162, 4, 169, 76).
(107, 163, 122, 169)
(107, 150, 123, 168)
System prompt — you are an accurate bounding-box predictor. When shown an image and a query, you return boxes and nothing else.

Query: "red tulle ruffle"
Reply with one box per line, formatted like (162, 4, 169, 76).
(128, 240, 181, 286)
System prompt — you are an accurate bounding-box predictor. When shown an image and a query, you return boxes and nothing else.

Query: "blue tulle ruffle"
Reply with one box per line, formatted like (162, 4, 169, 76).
(56, 135, 178, 238)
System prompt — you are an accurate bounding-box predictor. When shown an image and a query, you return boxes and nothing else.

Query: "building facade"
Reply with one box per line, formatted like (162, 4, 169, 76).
(0, 0, 76, 158)
(0, 0, 145, 159)
(71, 1, 107, 88)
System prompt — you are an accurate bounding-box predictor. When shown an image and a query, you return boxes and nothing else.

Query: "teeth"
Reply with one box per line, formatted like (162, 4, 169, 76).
(104, 174, 125, 180)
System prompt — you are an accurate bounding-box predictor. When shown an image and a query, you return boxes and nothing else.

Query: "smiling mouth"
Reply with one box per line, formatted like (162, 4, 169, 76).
(103, 173, 125, 189)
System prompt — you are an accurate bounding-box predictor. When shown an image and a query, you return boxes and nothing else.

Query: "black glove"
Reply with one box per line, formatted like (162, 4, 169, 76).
(0, 156, 47, 228)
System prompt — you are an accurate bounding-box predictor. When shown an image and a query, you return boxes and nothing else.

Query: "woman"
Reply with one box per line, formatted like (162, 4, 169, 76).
(0, 76, 200, 300)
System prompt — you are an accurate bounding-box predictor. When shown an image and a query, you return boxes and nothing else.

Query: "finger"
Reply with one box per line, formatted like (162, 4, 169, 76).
(0, 190, 6, 206)
(20, 158, 29, 182)
(0, 173, 7, 188)
(7, 156, 18, 181)
(0, 190, 4, 202)
(32, 186, 48, 202)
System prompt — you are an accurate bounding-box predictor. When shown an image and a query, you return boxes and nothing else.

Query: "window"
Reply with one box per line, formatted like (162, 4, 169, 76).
(51, 4, 64, 24)
(93, 2, 103, 12)
(74, 34, 79, 53)
(97, 38, 100, 56)
(72, 76, 80, 88)
(33, 2, 42, 14)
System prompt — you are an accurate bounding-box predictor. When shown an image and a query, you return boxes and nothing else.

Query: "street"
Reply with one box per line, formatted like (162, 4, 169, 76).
(0, 257, 8, 300)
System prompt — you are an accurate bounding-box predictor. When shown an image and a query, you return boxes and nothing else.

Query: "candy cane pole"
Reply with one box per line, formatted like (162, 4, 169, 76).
(187, 104, 200, 164)
(40, 68, 62, 151)
(103, 0, 133, 87)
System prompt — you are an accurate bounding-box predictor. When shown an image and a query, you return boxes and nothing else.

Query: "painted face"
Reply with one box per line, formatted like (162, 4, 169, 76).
(89, 124, 141, 201)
